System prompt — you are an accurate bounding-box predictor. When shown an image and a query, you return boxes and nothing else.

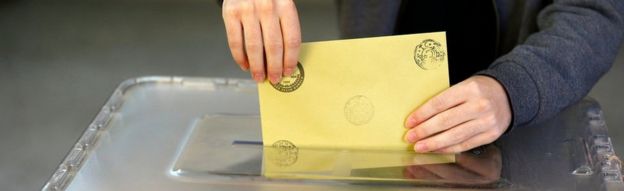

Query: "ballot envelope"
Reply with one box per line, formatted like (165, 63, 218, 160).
(42, 77, 624, 191)
(257, 32, 455, 178)
(258, 32, 450, 151)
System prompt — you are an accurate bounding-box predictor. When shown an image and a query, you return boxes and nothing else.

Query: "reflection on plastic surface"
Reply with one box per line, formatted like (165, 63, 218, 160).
(173, 115, 502, 188)
(262, 145, 455, 180)
(262, 145, 501, 187)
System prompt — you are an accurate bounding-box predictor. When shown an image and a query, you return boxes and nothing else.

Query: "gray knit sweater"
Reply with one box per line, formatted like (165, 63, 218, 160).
(337, 0, 624, 129)
(483, 0, 623, 128)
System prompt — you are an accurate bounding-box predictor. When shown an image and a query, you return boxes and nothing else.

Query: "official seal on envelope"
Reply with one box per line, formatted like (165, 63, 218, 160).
(414, 39, 446, 70)
(272, 63, 305, 93)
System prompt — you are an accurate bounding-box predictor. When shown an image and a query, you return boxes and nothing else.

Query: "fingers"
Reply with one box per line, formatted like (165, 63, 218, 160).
(259, 8, 284, 84)
(404, 103, 479, 143)
(404, 76, 512, 154)
(241, 15, 266, 83)
(222, 0, 300, 83)
(278, 1, 301, 76)
(223, 5, 249, 71)
(435, 132, 500, 153)
(412, 119, 486, 152)
(405, 86, 467, 128)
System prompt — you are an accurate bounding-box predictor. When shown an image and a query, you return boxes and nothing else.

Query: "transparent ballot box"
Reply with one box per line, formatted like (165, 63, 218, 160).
(42, 77, 623, 191)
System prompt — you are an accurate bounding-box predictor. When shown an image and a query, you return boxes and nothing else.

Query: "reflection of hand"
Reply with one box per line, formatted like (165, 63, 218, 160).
(222, 0, 301, 84)
(403, 145, 502, 184)
(404, 76, 512, 153)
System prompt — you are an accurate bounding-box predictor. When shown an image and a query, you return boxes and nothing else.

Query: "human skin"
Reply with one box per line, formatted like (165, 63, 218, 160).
(222, 0, 301, 84)
(221, 0, 512, 153)
(404, 76, 511, 153)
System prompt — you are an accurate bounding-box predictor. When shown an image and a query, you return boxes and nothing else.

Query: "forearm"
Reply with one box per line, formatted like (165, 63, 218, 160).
(479, 0, 624, 127)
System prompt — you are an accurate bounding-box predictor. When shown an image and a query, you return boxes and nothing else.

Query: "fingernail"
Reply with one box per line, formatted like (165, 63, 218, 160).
(405, 117, 416, 128)
(404, 133, 415, 143)
(284, 67, 294, 76)
(415, 142, 427, 152)
(253, 73, 265, 83)
(269, 74, 281, 85)
(240, 65, 249, 71)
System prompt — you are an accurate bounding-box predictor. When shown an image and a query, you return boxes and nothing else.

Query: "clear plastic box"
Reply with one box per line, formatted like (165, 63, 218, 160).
(42, 76, 623, 191)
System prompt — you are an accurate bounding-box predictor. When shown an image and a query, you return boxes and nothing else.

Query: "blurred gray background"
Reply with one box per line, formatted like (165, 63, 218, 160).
(0, 0, 622, 190)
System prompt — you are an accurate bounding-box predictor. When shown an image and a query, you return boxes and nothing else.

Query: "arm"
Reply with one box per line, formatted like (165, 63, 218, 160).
(405, 0, 624, 153)
(479, 0, 624, 128)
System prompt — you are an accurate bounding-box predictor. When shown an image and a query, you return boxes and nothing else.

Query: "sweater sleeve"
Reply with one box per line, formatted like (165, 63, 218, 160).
(478, 0, 624, 128)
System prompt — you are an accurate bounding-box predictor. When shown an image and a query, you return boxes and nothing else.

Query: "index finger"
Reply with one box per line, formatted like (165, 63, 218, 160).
(405, 86, 466, 128)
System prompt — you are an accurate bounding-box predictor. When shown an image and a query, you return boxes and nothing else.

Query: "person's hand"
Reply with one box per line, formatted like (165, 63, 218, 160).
(404, 75, 512, 153)
(222, 0, 301, 84)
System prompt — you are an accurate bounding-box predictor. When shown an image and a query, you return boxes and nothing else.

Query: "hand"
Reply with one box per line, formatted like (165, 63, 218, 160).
(222, 0, 301, 84)
(404, 75, 512, 153)
(403, 145, 502, 185)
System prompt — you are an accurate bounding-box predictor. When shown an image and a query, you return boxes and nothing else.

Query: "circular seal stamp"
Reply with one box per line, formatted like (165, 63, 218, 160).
(269, 140, 298, 167)
(344, 95, 375, 126)
(271, 63, 304, 93)
(414, 39, 446, 70)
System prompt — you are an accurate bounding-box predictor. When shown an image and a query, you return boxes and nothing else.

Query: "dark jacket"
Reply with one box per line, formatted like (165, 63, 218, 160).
(337, 0, 624, 128)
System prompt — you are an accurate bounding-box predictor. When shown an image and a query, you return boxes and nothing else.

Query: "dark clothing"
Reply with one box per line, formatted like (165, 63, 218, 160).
(393, 1, 499, 84)
(337, 0, 624, 129)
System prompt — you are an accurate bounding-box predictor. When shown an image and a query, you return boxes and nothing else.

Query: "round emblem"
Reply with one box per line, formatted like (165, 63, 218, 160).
(269, 140, 298, 166)
(414, 39, 446, 70)
(344, 95, 375, 126)
(272, 63, 304, 93)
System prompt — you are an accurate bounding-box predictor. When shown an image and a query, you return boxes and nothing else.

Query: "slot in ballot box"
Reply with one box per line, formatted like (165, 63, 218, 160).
(42, 77, 623, 191)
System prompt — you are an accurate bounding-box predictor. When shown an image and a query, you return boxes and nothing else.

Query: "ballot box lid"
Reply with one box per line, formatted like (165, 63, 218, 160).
(42, 76, 624, 191)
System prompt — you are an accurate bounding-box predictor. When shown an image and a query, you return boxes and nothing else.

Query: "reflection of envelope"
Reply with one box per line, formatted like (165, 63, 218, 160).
(258, 32, 449, 151)
(262, 147, 455, 179)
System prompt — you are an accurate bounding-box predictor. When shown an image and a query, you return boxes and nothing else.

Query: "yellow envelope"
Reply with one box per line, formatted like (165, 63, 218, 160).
(258, 32, 450, 151)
